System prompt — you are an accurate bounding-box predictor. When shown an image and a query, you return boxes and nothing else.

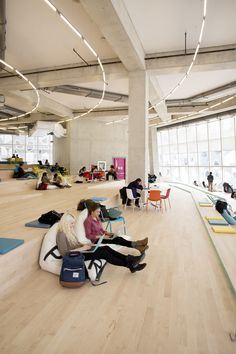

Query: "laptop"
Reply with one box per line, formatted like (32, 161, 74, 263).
(82, 235, 104, 253)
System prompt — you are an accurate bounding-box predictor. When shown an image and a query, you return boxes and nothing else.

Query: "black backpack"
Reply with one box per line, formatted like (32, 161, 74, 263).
(38, 210, 63, 226)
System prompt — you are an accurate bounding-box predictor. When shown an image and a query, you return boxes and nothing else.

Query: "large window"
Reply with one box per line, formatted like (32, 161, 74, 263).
(0, 134, 53, 164)
(157, 112, 236, 186)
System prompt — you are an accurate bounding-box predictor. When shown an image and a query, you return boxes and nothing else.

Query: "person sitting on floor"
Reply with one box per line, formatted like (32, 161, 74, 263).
(223, 182, 233, 194)
(13, 162, 37, 179)
(56, 213, 147, 273)
(38, 172, 52, 190)
(52, 173, 64, 188)
(84, 202, 148, 253)
(193, 180, 199, 187)
(215, 199, 236, 225)
(127, 178, 143, 207)
(106, 165, 117, 181)
(45, 159, 50, 167)
(52, 173, 71, 188)
(75, 166, 86, 183)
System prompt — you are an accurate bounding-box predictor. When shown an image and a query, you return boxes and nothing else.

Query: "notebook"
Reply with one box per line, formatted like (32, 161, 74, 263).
(205, 216, 224, 221)
(82, 236, 104, 253)
(208, 219, 228, 226)
(211, 225, 236, 234)
(199, 203, 213, 207)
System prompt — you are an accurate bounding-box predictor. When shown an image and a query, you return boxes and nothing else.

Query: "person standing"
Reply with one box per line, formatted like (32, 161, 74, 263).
(207, 172, 214, 192)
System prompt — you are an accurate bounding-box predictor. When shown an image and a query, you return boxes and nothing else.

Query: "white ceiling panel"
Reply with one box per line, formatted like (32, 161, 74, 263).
(156, 68, 236, 99)
(124, 0, 236, 54)
(5, 0, 117, 71)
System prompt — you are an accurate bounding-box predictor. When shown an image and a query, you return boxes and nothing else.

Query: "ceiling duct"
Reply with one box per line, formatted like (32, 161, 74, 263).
(0, 105, 25, 118)
(50, 85, 128, 104)
(0, 94, 4, 106)
(29, 121, 66, 138)
(0, 0, 6, 62)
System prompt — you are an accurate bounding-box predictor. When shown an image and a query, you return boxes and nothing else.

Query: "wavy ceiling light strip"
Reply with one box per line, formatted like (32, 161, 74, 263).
(149, 0, 207, 113)
(44, 0, 106, 123)
(0, 59, 40, 123)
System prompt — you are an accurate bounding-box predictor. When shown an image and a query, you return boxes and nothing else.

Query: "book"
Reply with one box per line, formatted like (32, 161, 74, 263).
(211, 225, 236, 234)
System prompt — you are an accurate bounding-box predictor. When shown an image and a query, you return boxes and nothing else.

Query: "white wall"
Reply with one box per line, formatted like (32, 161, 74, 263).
(53, 119, 128, 174)
(53, 135, 70, 168)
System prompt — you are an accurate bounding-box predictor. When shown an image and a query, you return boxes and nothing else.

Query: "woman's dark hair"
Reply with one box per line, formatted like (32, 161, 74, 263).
(135, 178, 142, 183)
(42, 172, 47, 177)
(77, 199, 97, 211)
(87, 202, 100, 214)
(215, 199, 228, 214)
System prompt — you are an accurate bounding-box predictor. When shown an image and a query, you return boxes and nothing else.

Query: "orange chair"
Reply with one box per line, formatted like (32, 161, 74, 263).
(161, 188, 171, 211)
(146, 190, 162, 212)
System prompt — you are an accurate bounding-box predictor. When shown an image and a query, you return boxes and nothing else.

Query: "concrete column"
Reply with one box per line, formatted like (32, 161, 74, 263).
(128, 70, 148, 185)
(149, 126, 158, 176)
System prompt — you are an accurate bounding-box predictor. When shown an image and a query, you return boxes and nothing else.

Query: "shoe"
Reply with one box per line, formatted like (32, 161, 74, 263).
(130, 263, 146, 273)
(126, 253, 145, 269)
(134, 237, 149, 246)
(135, 244, 149, 253)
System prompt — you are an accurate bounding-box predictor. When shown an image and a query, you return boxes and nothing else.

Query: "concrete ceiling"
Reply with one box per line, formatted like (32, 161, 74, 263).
(157, 68, 236, 99)
(0, 0, 236, 132)
(124, 0, 236, 53)
(5, 0, 117, 70)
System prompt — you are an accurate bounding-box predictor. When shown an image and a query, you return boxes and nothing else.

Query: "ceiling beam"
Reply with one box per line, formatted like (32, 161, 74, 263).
(149, 76, 170, 121)
(0, 112, 61, 126)
(146, 45, 236, 74)
(167, 96, 236, 114)
(166, 80, 236, 104)
(0, 62, 127, 91)
(81, 0, 145, 71)
(5, 91, 74, 119)
(0, 46, 235, 91)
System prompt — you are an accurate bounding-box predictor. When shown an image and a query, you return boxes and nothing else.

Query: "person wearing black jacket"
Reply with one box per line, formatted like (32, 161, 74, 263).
(127, 178, 143, 207)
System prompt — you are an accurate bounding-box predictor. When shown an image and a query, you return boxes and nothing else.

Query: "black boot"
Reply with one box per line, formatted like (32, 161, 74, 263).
(130, 263, 146, 273)
(126, 253, 145, 270)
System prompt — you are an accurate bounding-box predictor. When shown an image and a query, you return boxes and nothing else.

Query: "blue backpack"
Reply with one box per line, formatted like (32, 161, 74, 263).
(60, 252, 86, 288)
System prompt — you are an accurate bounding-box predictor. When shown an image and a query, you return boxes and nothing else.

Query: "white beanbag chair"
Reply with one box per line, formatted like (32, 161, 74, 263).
(74, 209, 91, 244)
(39, 214, 106, 281)
(39, 222, 61, 275)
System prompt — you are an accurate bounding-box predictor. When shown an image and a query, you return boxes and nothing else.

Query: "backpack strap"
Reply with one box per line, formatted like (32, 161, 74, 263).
(87, 259, 107, 286)
(43, 245, 63, 261)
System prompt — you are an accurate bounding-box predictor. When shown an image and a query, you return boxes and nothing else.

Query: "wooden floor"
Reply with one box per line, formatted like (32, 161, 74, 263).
(0, 181, 236, 354)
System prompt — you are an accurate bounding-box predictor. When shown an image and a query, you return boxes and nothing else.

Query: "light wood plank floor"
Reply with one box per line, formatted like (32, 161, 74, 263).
(0, 184, 236, 354)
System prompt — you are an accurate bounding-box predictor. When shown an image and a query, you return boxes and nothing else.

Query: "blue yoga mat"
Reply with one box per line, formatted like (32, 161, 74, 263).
(0, 238, 24, 254)
(25, 220, 51, 229)
(91, 197, 107, 202)
(208, 219, 228, 226)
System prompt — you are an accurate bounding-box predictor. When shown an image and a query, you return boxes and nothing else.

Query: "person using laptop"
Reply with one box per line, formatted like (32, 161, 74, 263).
(56, 213, 146, 273)
(84, 203, 148, 253)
